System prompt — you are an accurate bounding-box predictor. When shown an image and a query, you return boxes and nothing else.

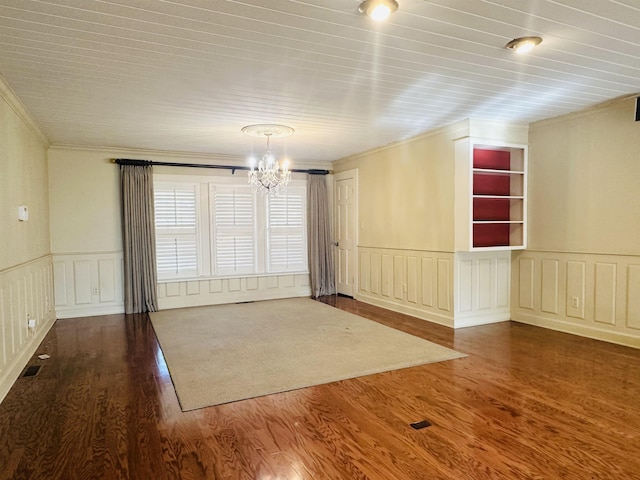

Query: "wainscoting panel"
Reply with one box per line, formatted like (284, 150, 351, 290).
(359, 252, 370, 294)
(370, 254, 381, 295)
(356, 247, 455, 327)
(497, 257, 510, 307)
(98, 259, 116, 303)
(407, 256, 418, 304)
(393, 255, 403, 300)
(512, 251, 640, 348)
(157, 274, 311, 310)
(594, 263, 616, 326)
(454, 251, 511, 328)
(627, 266, 640, 331)
(478, 258, 492, 310)
(458, 258, 473, 313)
(519, 257, 535, 310)
(53, 252, 124, 318)
(381, 255, 392, 297)
(541, 259, 559, 314)
(421, 258, 434, 307)
(73, 260, 92, 305)
(566, 260, 586, 319)
(0, 255, 56, 403)
(437, 259, 451, 313)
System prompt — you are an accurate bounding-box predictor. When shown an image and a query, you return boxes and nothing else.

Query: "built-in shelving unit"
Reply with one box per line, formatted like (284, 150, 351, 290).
(455, 138, 528, 251)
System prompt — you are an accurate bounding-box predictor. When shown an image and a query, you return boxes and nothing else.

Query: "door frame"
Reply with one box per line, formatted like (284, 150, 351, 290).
(333, 169, 358, 297)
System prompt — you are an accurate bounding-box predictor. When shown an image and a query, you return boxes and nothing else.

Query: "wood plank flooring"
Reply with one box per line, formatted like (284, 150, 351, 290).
(1, 296, 639, 479)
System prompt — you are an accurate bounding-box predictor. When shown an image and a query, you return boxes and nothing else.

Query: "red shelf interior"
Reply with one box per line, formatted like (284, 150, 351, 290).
(473, 198, 510, 221)
(472, 149, 514, 246)
(473, 223, 510, 247)
(473, 148, 511, 170)
(473, 173, 511, 195)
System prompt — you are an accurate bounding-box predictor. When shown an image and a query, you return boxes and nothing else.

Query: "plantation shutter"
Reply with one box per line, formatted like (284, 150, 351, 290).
(154, 184, 199, 279)
(213, 186, 256, 275)
(267, 186, 307, 273)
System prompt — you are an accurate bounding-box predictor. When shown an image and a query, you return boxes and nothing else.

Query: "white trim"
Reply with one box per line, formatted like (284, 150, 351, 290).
(355, 291, 455, 328)
(513, 311, 640, 349)
(0, 310, 56, 404)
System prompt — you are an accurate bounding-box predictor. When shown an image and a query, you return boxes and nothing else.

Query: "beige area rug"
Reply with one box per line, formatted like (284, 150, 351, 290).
(149, 298, 466, 411)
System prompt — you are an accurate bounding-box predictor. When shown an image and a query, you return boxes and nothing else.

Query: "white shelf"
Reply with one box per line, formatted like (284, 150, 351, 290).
(473, 195, 524, 199)
(473, 220, 524, 224)
(473, 168, 525, 175)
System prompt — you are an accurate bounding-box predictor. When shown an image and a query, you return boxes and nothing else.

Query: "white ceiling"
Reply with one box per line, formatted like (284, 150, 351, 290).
(1, 0, 639, 163)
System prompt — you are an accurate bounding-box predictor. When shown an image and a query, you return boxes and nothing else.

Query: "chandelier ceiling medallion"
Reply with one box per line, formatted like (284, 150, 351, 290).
(242, 124, 294, 196)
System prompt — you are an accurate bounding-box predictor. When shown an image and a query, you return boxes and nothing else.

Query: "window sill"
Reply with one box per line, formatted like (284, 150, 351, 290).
(157, 271, 310, 284)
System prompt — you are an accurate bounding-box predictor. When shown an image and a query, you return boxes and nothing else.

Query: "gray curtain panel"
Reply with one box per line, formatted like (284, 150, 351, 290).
(307, 174, 336, 298)
(121, 164, 159, 313)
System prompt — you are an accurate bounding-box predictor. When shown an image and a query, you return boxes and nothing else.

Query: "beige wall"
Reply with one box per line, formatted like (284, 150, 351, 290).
(512, 96, 640, 348)
(528, 97, 640, 255)
(0, 79, 50, 269)
(334, 124, 459, 252)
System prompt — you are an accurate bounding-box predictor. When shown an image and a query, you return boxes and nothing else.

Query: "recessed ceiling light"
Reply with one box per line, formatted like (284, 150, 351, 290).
(358, 0, 399, 21)
(505, 36, 542, 54)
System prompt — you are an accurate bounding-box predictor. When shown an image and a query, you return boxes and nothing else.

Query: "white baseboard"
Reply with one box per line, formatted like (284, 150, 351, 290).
(354, 292, 455, 328)
(454, 309, 511, 328)
(513, 311, 640, 349)
(55, 304, 125, 319)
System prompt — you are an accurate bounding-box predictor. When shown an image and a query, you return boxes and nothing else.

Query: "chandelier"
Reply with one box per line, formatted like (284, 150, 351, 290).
(242, 124, 294, 196)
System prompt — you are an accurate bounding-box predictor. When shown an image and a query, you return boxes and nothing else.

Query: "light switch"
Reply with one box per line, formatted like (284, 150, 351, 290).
(18, 205, 29, 221)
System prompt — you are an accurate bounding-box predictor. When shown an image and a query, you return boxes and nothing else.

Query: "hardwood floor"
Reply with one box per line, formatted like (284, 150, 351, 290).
(1, 296, 639, 479)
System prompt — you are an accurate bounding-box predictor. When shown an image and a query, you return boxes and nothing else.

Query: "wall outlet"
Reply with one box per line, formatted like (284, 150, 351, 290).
(28, 318, 36, 329)
(92, 288, 99, 295)
(571, 296, 580, 308)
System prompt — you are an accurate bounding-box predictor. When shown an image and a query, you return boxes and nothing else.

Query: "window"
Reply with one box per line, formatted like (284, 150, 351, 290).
(153, 175, 308, 281)
(212, 185, 256, 276)
(154, 183, 200, 279)
(267, 187, 307, 273)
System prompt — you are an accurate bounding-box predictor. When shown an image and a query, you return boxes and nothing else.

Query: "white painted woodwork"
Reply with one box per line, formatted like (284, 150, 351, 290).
(454, 137, 528, 251)
(421, 258, 434, 308)
(335, 170, 357, 297)
(541, 259, 559, 314)
(53, 253, 124, 318)
(626, 266, 640, 331)
(566, 261, 586, 319)
(512, 251, 640, 349)
(518, 257, 535, 310)
(356, 248, 454, 328)
(594, 263, 616, 326)
(0, 256, 56, 404)
(357, 248, 510, 328)
(453, 251, 511, 328)
(393, 256, 403, 300)
(157, 274, 310, 310)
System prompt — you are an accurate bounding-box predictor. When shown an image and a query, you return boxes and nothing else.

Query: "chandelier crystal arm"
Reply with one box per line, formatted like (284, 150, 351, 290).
(244, 124, 293, 196)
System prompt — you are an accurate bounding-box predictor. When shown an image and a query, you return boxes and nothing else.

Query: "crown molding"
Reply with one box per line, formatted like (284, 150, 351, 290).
(0, 73, 50, 148)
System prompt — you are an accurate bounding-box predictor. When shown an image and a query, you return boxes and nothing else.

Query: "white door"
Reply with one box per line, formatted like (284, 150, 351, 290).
(334, 170, 357, 297)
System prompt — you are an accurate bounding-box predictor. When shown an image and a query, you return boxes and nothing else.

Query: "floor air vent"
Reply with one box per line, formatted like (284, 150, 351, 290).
(410, 420, 432, 430)
(22, 365, 41, 377)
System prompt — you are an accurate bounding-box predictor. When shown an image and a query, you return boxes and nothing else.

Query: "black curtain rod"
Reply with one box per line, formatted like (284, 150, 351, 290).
(113, 158, 331, 175)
